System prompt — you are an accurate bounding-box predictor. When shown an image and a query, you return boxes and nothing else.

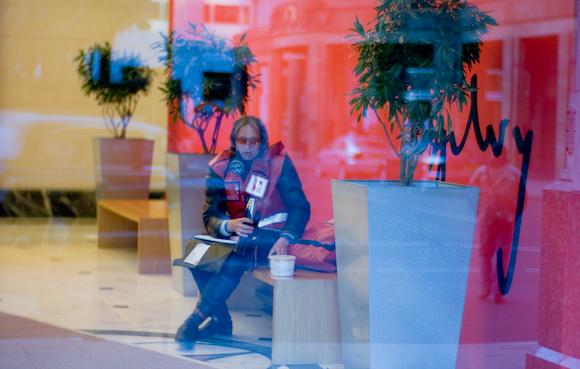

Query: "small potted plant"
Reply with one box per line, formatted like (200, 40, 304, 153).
(332, 1, 496, 368)
(154, 24, 259, 295)
(75, 42, 154, 200)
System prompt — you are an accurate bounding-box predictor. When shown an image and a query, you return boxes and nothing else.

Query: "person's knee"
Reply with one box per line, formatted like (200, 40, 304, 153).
(220, 254, 250, 275)
(190, 269, 214, 292)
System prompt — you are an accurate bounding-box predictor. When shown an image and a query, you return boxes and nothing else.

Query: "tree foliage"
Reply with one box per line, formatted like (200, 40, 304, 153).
(350, 0, 496, 185)
(75, 42, 153, 139)
(154, 24, 259, 154)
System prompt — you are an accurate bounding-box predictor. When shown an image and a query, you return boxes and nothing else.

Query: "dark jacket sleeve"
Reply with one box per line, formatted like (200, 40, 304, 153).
(278, 156, 311, 240)
(202, 166, 229, 237)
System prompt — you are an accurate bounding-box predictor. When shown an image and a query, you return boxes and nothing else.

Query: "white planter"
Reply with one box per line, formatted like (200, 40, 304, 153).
(166, 152, 212, 296)
(332, 180, 479, 369)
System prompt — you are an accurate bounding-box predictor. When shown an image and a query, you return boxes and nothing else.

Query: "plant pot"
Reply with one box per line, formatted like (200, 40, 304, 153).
(331, 180, 479, 369)
(166, 152, 213, 296)
(93, 138, 154, 200)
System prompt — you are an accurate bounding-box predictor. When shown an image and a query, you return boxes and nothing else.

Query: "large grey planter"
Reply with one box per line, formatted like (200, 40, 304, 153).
(332, 180, 479, 369)
(166, 152, 212, 296)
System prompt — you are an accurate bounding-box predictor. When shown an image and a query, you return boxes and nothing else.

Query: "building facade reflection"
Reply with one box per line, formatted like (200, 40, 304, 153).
(168, 1, 577, 368)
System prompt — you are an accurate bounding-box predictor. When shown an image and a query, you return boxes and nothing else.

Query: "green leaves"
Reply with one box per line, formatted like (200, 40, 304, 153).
(153, 23, 259, 153)
(75, 42, 153, 138)
(348, 0, 496, 184)
(154, 23, 259, 119)
(76, 43, 152, 106)
(353, 16, 364, 35)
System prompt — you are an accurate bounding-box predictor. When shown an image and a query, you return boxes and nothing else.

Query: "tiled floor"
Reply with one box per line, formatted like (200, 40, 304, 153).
(0, 219, 541, 369)
(0, 218, 341, 369)
(0, 312, 216, 369)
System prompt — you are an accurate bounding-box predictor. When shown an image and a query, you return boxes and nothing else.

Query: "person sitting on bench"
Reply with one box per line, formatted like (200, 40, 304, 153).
(175, 115, 311, 348)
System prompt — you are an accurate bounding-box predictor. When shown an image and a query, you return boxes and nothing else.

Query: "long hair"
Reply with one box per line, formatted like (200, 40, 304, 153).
(230, 115, 269, 155)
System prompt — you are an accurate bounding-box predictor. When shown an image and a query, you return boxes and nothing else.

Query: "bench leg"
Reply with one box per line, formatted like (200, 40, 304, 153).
(271, 279, 342, 365)
(137, 218, 171, 275)
(97, 206, 137, 248)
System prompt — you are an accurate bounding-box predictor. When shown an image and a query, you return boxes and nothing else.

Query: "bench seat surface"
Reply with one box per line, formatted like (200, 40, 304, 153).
(98, 199, 167, 222)
(253, 268, 337, 285)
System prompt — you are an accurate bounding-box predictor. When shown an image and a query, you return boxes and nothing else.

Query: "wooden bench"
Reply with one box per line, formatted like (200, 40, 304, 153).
(97, 199, 171, 275)
(252, 269, 342, 365)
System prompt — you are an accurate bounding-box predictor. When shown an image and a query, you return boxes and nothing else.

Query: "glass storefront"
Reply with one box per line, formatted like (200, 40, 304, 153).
(0, 1, 578, 368)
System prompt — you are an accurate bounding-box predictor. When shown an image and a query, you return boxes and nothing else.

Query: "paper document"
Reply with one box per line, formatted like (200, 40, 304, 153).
(194, 234, 237, 245)
(184, 243, 211, 266)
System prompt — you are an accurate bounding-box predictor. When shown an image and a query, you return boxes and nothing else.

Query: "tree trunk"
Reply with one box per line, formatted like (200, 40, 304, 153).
(400, 119, 417, 186)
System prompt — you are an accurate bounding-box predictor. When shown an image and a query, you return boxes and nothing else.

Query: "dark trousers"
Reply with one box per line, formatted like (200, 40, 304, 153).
(188, 230, 278, 315)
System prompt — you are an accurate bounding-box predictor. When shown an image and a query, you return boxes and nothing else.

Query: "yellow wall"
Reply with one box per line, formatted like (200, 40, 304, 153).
(0, 0, 169, 190)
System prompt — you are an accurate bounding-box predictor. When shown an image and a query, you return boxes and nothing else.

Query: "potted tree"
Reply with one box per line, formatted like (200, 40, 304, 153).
(155, 24, 258, 295)
(75, 42, 154, 200)
(331, 1, 496, 368)
(157, 24, 258, 154)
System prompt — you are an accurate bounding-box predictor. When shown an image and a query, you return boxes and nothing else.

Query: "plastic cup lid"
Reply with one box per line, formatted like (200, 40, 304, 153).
(268, 254, 296, 261)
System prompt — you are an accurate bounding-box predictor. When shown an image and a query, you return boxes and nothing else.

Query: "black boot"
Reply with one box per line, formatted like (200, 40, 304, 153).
(214, 306, 233, 336)
(198, 304, 233, 338)
(174, 308, 209, 349)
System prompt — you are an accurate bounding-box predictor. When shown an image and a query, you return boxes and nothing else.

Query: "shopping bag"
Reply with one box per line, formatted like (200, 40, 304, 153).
(288, 220, 337, 272)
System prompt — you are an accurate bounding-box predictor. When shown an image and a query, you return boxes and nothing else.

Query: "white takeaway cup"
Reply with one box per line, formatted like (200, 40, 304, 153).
(269, 255, 296, 277)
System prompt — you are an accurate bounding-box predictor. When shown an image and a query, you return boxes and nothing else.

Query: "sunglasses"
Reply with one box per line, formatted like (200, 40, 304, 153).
(235, 136, 261, 146)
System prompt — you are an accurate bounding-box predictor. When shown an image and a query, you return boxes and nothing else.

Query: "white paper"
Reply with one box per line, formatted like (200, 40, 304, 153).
(245, 175, 269, 198)
(194, 234, 237, 245)
(184, 243, 210, 266)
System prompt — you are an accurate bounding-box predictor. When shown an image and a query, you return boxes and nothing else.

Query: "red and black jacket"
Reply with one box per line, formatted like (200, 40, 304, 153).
(202, 142, 310, 241)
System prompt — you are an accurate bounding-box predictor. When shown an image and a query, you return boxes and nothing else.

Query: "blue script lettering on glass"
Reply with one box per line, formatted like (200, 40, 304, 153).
(89, 49, 101, 82)
(171, 45, 234, 106)
(86, 49, 143, 85)
(433, 75, 534, 295)
(498, 126, 533, 294)
(110, 54, 142, 84)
